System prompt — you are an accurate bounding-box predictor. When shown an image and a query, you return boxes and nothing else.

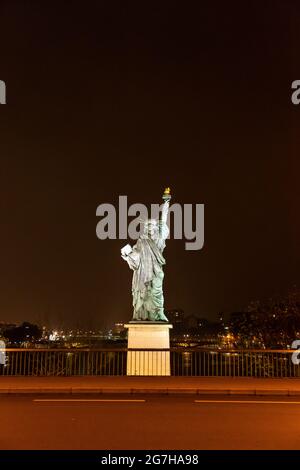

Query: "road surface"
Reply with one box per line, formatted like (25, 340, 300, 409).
(1, 394, 300, 450)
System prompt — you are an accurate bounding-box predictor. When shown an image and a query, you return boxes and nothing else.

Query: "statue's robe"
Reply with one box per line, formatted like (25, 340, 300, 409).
(126, 226, 168, 321)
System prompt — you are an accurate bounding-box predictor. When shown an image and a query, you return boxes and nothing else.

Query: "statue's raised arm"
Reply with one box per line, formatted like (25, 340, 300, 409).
(157, 187, 171, 249)
(161, 187, 171, 223)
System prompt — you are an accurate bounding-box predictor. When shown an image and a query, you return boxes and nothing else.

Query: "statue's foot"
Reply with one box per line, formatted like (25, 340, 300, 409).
(154, 314, 169, 322)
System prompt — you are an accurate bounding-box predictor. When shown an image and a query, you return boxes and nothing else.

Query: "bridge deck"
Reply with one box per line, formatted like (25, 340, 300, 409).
(0, 376, 300, 395)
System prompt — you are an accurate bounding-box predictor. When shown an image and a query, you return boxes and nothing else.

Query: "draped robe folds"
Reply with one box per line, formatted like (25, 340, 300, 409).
(125, 222, 169, 321)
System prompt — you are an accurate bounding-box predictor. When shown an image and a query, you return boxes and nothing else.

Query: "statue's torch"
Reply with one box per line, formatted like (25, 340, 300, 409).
(162, 187, 172, 202)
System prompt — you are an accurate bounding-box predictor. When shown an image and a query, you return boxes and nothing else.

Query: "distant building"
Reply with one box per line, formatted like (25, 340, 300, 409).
(184, 314, 207, 330)
(112, 322, 126, 339)
(166, 309, 184, 326)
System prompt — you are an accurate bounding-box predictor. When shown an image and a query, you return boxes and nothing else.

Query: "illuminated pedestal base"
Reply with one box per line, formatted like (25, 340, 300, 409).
(124, 322, 173, 376)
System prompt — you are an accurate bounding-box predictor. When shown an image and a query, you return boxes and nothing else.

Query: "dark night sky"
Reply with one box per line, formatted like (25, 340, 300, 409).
(0, 1, 299, 329)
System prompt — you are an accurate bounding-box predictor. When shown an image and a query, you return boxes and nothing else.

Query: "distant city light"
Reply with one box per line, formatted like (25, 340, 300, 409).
(49, 331, 58, 341)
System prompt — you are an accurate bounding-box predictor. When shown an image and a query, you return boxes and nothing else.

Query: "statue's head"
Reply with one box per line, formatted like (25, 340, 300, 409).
(143, 219, 159, 239)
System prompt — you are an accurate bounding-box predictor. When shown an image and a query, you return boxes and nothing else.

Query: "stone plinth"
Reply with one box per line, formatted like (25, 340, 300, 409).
(124, 322, 173, 376)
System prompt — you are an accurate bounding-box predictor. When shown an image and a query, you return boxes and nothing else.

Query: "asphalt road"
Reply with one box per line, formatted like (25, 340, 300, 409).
(1, 394, 300, 450)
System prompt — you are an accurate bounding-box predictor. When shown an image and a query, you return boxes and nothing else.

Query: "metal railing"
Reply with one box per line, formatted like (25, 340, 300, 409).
(0, 348, 299, 377)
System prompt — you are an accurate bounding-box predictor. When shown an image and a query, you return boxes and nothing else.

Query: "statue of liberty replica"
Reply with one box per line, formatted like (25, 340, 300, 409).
(121, 188, 171, 322)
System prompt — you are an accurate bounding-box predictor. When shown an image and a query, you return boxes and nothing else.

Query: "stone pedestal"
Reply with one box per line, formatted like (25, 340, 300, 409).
(124, 322, 173, 376)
